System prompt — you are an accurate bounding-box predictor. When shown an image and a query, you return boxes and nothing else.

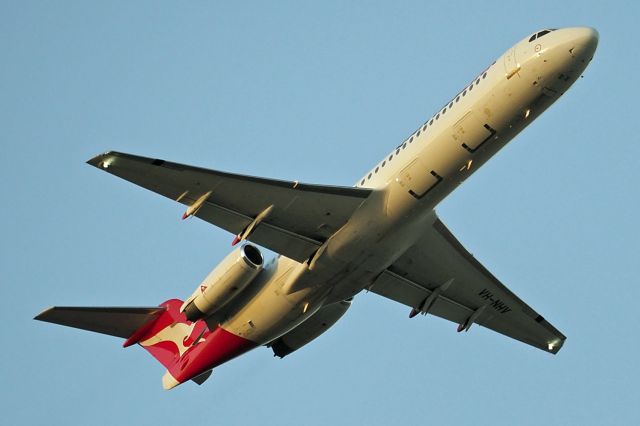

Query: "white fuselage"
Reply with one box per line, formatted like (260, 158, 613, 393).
(219, 27, 598, 346)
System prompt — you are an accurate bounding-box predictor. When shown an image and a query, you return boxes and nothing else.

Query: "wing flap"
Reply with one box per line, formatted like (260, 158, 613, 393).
(371, 270, 472, 327)
(194, 200, 322, 261)
(34, 306, 165, 339)
(87, 151, 370, 261)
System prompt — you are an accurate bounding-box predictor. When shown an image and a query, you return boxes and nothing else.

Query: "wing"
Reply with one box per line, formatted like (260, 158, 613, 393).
(87, 151, 372, 262)
(369, 216, 566, 353)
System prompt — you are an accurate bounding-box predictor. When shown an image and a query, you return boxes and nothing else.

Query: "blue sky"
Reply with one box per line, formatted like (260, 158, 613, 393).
(2, 1, 638, 425)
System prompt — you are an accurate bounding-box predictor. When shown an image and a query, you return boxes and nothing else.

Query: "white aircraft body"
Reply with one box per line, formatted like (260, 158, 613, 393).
(36, 27, 598, 389)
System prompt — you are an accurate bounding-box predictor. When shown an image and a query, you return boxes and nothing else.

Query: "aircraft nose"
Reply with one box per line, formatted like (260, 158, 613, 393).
(568, 27, 599, 58)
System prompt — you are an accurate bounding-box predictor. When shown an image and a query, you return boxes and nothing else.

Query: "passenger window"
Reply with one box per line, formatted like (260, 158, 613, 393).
(429, 119, 434, 125)
(476, 78, 480, 85)
(416, 131, 420, 137)
(396, 148, 400, 155)
(483, 72, 487, 79)
(456, 96, 460, 102)
(368, 173, 372, 179)
(463, 90, 467, 96)
(436, 113, 440, 120)
(382, 161, 386, 167)
(443, 107, 446, 114)
(360, 179, 365, 185)
(389, 154, 393, 161)
(375, 167, 379, 173)
(449, 101, 453, 108)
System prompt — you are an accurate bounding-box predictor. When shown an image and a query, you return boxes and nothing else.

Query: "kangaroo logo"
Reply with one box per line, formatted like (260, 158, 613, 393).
(140, 321, 208, 357)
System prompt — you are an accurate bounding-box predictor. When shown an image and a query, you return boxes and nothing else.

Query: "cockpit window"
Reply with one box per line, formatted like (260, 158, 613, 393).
(528, 28, 556, 42)
(537, 30, 551, 38)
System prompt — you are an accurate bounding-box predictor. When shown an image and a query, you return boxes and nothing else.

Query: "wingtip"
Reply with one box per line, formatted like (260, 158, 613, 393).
(86, 151, 116, 167)
(33, 306, 55, 321)
(547, 337, 566, 354)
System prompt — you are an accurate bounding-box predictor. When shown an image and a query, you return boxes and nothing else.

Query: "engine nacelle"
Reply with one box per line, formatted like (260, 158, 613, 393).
(269, 299, 351, 358)
(181, 244, 263, 322)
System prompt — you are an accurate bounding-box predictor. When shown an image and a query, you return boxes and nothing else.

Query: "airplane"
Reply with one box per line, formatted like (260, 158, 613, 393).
(36, 27, 598, 390)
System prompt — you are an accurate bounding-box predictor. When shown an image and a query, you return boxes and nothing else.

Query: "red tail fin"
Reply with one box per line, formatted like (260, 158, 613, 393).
(131, 299, 257, 389)
(133, 299, 210, 375)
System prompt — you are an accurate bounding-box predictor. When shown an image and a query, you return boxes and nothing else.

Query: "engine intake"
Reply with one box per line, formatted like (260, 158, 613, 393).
(181, 244, 263, 322)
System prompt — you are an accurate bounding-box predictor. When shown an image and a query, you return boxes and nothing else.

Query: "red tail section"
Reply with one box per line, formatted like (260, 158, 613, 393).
(131, 299, 257, 389)
(132, 299, 208, 372)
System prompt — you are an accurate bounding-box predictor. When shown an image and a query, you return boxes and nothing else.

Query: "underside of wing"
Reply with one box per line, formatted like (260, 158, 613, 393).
(87, 151, 372, 262)
(369, 215, 565, 354)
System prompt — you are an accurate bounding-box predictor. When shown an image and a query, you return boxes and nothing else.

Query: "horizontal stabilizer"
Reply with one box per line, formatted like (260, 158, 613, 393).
(191, 369, 213, 385)
(34, 306, 165, 338)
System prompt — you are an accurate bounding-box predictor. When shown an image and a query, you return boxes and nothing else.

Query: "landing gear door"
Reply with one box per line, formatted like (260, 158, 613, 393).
(396, 159, 442, 200)
(451, 112, 496, 153)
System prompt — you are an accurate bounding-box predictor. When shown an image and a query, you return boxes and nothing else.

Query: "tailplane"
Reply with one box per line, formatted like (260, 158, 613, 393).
(34, 305, 166, 339)
(35, 299, 215, 389)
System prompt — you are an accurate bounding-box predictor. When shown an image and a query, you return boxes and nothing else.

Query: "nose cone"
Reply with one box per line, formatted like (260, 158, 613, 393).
(573, 27, 598, 48)
(568, 27, 599, 58)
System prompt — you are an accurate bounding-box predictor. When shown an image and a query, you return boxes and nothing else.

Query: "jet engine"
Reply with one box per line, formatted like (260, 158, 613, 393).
(181, 244, 263, 322)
